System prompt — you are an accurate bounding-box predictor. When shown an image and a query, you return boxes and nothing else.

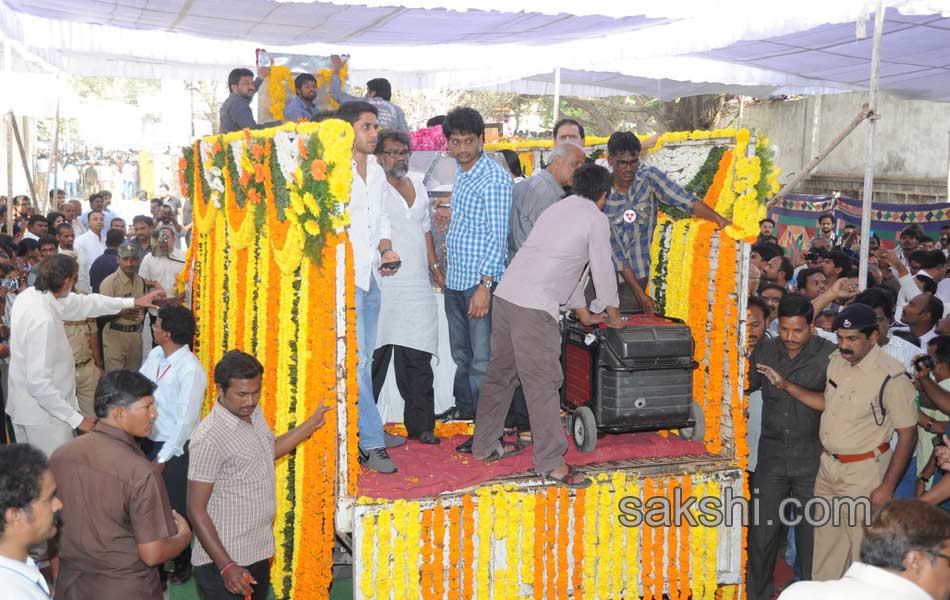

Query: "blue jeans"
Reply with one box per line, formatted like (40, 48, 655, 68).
(444, 284, 492, 417)
(355, 279, 385, 450)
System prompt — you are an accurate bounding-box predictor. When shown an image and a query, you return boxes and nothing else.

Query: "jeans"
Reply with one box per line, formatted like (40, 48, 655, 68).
(444, 284, 492, 418)
(355, 279, 385, 450)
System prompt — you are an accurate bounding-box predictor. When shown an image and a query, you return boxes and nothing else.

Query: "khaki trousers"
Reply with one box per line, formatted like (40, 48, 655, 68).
(812, 450, 890, 581)
(75, 360, 101, 418)
(102, 327, 143, 372)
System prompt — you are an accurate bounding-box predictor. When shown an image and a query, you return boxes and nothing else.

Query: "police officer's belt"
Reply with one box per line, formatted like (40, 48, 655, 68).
(824, 441, 890, 464)
(108, 322, 141, 333)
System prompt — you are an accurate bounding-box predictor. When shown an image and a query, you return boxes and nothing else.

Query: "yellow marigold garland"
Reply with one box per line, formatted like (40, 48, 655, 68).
(268, 65, 296, 121)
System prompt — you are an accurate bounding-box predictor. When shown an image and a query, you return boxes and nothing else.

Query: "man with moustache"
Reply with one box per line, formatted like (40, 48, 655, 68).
(50, 370, 193, 599)
(747, 294, 837, 599)
(371, 130, 442, 445)
(284, 73, 319, 122)
(759, 303, 918, 581)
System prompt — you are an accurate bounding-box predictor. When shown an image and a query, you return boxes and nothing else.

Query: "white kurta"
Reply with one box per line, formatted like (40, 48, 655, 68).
(375, 171, 438, 357)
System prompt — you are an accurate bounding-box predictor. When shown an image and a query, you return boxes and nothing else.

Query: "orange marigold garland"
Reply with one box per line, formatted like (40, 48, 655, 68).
(556, 487, 569, 600)
(545, 487, 558, 600)
(420, 508, 434, 599)
(461, 495, 475, 599)
(571, 489, 586, 600)
(447, 504, 461, 600)
(432, 503, 446, 596)
(641, 478, 655, 600)
(533, 490, 546, 600)
(344, 238, 360, 495)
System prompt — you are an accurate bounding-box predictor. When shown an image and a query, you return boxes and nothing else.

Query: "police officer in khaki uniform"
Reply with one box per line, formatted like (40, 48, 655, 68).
(756, 303, 918, 581)
(99, 241, 147, 372)
(64, 318, 102, 417)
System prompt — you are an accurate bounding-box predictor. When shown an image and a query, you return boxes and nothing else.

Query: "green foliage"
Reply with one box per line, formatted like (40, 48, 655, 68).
(755, 142, 777, 203)
(685, 146, 727, 199)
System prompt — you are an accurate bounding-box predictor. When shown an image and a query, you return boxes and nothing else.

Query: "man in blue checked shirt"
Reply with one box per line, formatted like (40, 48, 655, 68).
(604, 132, 731, 314)
(441, 107, 513, 440)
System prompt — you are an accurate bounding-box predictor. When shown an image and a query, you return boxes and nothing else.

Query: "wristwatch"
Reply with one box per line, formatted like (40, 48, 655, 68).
(480, 278, 493, 289)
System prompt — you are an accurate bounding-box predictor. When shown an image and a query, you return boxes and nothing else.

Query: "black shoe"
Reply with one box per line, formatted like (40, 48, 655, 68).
(436, 406, 459, 422)
(456, 436, 474, 453)
(412, 431, 441, 445)
(170, 562, 192, 585)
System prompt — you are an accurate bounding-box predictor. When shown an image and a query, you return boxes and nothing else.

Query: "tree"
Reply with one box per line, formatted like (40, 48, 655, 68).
(185, 81, 225, 136)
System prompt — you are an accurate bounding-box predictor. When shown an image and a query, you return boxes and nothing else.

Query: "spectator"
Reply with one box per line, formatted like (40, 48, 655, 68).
(150, 198, 163, 223)
(821, 249, 852, 288)
(36, 236, 57, 259)
(552, 118, 584, 145)
(140, 225, 186, 301)
(122, 159, 137, 200)
(4, 254, 161, 455)
(895, 293, 943, 351)
(896, 226, 923, 268)
(440, 107, 513, 435)
(371, 130, 441, 445)
(0, 444, 61, 600)
(779, 499, 950, 600)
(131, 215, 155, 260)
(797, 268, 828, 301)
(158, 183, 182, 221)
(329, 55, 408, 132)
(759, 283, 787, 335)
(337, 101, 404, 474)
(187, 351, 330, 600)
(816, 213, 836, 245)
(45, 211, 64, 233)
(81, 192, 115, 238)
(499, 149, 524, 183)
(110, 216, 127, 235)
(284, 73, 319, 122)
(763, 255, 794, 289)
(74, 209, 106, 293)
(22, 214, 47, 241)
(140, 304, 207, 585)
(64, 199, 86, 236)
(90, 229, 124, 294)
(814, 309, 836, 332)
(99, 241, 148, 371)
(758, 218, 776, 242)
(50, 370, 192, 600)
(219, 66, 275, 134)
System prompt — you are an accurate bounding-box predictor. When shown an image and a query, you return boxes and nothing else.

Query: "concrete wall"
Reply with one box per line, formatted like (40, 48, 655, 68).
(742, 92, 950, 203)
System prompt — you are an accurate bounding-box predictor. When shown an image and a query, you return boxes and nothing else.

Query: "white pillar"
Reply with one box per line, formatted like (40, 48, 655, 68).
(858, 4, 884, 291)
(552, 67, 561, 124)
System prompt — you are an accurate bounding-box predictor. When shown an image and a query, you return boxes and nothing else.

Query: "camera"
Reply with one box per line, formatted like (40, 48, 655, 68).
(915, 355, 936, 372)
(934, 433, 946, 449)
(0, 278, 18, 290)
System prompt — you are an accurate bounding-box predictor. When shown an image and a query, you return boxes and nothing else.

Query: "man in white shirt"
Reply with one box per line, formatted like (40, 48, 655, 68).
(5, 254, 163, 456)
(0, 444, 62, 600)
(141, 304, 207, 584)
(897, 293, 943, 351)
(779, 499, 950, 600)
(73, 210, 106, 294)
(338, 101, 403, 474)
(140, 225, 186, 302)
(64, 200, 87, 236)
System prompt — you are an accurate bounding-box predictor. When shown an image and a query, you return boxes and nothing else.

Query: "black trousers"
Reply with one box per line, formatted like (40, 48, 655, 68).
(194, 559, 271, 600)
(746, 454, 818, 600)
(372, 344, 435, 437)
(140, 439, 192, 571)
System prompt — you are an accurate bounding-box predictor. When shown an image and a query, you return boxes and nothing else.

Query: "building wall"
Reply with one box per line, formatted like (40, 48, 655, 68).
(742, 92, 950, 203)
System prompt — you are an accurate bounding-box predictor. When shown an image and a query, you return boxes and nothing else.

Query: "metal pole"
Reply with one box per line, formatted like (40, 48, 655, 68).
(858, 4, 884, 292)
(6, 115, 12, 234)
(47, 97, 61, 214)
(9, 113, 36, 202)
(552, 67, 561, 124)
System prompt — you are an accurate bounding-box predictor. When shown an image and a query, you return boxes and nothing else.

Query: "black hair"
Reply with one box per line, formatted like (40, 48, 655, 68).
(366, 78, 392, 101)
(0, 444, 49, 535)
(759, 218, 775, 226)
(553, 118, 585, 140)
(45, 212, 64, 228)
(855, 287, 896, 321)
(932, 336, 950, 366)
(132, 215, 153, 227)
(500, 149, 522, 178)
(227, 67, 255, 92)
(86, 209, 104, 220)
(796, 267, 825, 292)
(337, 101, 379, 125)
(816, 309, 838, 322)
(34, 254, 78, 293)
(48, 188, 65, 199)
(157, 304, 196, 347)
(311, 110, 337, 123)
(27, 214, 46, 227)
(751, 242, 782, 262)
(860, 499, 950, 570)
(88, 193, 104, 205)
(94, 370, 157, 418)
(828, 250, 853, 277)
(916, 275, 938, 295)
(923, 294, 945, 327)
(294, 73, 317, 92)
(747, 295, 770, 320)
(842, 223, 855, 230)
(922, 235, 936, 244)
(759, 282, 788, 298)
(150, 198, 163, 207)
(16, 238, 37, 257)
(777, 293, 814, 324)
(571, 164, 612, 203)
(606, 131, 641, 156)
(817, 213, 834, 225)
(214, 350, 265, 391)
(776, 256, 794, 282)
(375, 130, 411, 155)
(99, 190, 112, 198)
(919, 250, 947, 270)
(425, 115, 445, 128)
(105, 229, 125, 248)
(442, 106, 485, 139)
(37, 235, 58, 250)
(900, 226, 923, 240)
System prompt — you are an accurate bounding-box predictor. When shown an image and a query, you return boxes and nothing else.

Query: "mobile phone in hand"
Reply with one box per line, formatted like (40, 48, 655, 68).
(380, 260, 401, 270)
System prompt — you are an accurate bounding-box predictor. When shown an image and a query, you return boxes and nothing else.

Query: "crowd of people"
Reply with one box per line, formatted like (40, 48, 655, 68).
(2, 59, 950, 600)
(35, 149, 142, 203)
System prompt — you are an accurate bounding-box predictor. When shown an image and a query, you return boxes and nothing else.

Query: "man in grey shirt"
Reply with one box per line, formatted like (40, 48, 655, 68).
(329, 55, 408, 132)
(471, 164, 622, 489)
(220, 67, 278, 134)
(507, 142, 587, 260)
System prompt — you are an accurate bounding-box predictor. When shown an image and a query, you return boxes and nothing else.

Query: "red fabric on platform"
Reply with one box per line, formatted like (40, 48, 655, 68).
(358, 430, 708, 500)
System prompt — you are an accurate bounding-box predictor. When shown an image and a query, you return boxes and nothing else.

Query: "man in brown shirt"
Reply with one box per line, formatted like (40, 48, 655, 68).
(99, 241, 148, 372)
(188, 350, 331, 599)
(50, 370, 192, 600)
(471, 164, 623, 489)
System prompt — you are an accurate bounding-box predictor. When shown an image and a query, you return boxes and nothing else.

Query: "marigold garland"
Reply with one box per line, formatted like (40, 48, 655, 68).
(571, 489, 586, 600)
(461, 494, 475, 598)
(535, 489, 548, 600)
(447, 504, 461, 599)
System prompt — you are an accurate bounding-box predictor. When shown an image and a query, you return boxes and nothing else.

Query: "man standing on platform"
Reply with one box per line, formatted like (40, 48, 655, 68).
(219, 66, 275, 135)
(188, 351, 330, 600)
(441, 107, 513, 443)
(747, 294, 836, 599)
(330, 55, 408, 132)
(99, 241, 148, 372)
(604, 131, 730, 315)
(471, 164, 621, 488)
(284, 74, 319, 122)
(338, 101, 404, 474)
(371, 130, 442, 445)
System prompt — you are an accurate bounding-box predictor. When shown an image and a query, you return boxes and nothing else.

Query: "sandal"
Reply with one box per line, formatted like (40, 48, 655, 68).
(517, 431, 534, 445)
(482, 441, 527, 462)
(540, 467, 592, 489)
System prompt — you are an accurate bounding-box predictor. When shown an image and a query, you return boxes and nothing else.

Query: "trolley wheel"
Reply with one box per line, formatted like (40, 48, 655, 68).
(571, 406, 598, 453)
(677, 400, 706, 442)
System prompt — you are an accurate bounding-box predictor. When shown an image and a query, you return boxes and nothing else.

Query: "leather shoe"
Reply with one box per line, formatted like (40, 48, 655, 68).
(456, 436, 474, 453)
(413, 431, 441, 445)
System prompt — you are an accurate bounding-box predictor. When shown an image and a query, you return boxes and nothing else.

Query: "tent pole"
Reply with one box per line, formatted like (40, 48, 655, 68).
(47, 97, 60, 214)
(858, 4, 884, 292)
(6, 114, 12, 234)
(552, 67, 561, 124)
(9, 113, 36, 203)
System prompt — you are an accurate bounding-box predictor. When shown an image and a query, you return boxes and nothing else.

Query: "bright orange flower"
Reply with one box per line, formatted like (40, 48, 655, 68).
(240, 171, 252, 188)
(247, 188, 262, 204)
(212, 141, 222, 154)
(251, 144, 265, 161)
(310, 159, 328, 181)
(254, 163, 266, 184)
(298, 137, 309, 160)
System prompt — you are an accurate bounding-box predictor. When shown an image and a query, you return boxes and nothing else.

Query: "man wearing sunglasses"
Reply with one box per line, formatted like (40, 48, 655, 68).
(604, 131, 731, 315)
